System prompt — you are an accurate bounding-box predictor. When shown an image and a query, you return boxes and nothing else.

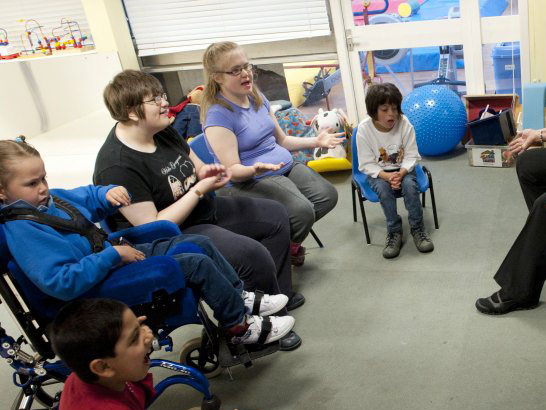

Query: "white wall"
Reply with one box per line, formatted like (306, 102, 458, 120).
(0, 51, 122, 138)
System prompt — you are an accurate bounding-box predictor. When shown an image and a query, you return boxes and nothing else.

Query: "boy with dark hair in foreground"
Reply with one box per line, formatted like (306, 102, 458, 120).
(50, 298, 155, 410)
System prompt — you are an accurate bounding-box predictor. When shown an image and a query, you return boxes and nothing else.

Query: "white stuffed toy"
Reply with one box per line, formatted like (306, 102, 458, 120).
(310, 108, 351, 160)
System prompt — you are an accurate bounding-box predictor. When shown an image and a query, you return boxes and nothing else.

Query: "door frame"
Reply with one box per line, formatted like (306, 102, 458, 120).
(328, 0, 530, 123)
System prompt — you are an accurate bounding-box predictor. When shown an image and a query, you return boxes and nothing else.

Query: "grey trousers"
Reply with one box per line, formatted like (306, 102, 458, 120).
(220, 162, 338, 243)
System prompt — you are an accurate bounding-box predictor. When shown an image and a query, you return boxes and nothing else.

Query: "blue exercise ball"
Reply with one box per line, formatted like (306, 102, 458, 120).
(402, 85, 467, 156)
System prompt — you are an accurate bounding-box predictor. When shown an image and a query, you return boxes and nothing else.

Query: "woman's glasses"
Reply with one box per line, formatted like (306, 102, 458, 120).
(217, 63, 255, 77)
(142, 93, 168, 106)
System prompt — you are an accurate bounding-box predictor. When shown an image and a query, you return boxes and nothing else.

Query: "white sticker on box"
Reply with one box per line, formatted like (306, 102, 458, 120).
(505, 64, 515, 70)
(472, 148, 502, 167)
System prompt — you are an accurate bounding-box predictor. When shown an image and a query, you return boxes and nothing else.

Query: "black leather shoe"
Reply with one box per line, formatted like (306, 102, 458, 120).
(475, 291, 538, 315)
(279, 330, 302, 351)
(286, 292, 305, 311)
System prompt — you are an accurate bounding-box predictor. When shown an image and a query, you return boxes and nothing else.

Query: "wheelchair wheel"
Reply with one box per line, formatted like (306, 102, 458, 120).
(179, 337, 223, 379)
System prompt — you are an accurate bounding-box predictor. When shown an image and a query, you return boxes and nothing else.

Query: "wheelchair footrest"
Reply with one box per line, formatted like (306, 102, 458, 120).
(217, 333, 280, 369)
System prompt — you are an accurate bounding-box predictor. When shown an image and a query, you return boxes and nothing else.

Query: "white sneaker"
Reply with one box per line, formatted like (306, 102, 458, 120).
(242, 291, 288, 316)
(230, 315, 295, 345)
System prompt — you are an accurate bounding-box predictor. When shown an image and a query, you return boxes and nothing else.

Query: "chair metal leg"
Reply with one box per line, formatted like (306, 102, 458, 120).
(310, 228, 324, 248)
(422, 166, 439, 229)
(421, 191, 426, 208)
(351, 181, 357, 222)
(356, 187, 371, 244)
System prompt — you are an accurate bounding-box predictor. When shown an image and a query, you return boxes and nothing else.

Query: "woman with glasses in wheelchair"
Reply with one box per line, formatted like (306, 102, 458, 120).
(93, 70, 303, 351)
(201, 41, 344, 267)
(0, 138, 294, 346)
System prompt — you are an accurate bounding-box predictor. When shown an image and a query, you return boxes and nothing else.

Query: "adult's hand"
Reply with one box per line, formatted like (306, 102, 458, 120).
(508, 129, 541, 155)
(197, 164, 228, 181)
(252, 162, 285, 176)
(194, 168, 232, 193)
(316, 128, 346, 149)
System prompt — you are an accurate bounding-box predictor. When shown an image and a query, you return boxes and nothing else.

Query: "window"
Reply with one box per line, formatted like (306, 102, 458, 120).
(123, 0, 330, 57)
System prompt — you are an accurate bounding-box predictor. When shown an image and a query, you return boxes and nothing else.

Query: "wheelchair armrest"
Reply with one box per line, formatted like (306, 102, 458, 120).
(108, 221, 181, 244)
(85, 256, 187, 300)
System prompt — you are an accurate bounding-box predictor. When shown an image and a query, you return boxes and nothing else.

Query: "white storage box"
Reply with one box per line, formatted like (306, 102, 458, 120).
(465, 142, 512, 168)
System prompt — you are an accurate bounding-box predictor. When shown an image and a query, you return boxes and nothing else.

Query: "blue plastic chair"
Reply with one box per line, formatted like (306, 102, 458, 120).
(0, 221, 221, 409)
(189, 133, 216, 165)
(189, 133, 325, 248)
(350, 128, 439, 244)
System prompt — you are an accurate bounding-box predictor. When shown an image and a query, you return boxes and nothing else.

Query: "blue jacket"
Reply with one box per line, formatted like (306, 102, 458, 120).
(1, 185, 121, 301)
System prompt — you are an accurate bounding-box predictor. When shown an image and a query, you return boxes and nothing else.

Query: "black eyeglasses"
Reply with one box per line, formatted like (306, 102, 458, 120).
(142, 93, 168, 106)
(217, 63, 255, 77)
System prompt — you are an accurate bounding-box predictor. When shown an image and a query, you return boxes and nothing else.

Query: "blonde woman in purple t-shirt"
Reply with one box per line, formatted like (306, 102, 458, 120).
(202, 41, 344, 266)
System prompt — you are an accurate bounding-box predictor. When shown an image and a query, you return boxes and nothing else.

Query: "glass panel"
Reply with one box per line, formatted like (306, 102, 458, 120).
(357, 44, 466, 98)
(482, 41, 521, 101)
(283, 60, 348, 119)
(480, 0, 518, 17)
(352, 0, 461, 26)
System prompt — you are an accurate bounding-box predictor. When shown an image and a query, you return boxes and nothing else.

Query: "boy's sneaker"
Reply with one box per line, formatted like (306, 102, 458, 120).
(242, 290, 288, 316)
(230, 315, 295, 345)
(383, 232, 402, 259)
(411, 227, 434, 253)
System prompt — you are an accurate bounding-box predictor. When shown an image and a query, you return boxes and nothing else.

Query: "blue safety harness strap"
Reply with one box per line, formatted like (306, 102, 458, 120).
(0, 196, 112, 253)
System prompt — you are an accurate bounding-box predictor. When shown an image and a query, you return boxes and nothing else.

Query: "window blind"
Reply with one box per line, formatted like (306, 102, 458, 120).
(1, 0, 91, 55)
(123, 0, 331, 57)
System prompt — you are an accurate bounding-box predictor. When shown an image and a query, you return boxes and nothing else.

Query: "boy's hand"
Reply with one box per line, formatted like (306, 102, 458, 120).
(137, 316, 154, 349)
(316, 128, 346, 149)
(113, 245, 145, 264)
(106, 186, 131, 207)
(388, 169, 407, 190)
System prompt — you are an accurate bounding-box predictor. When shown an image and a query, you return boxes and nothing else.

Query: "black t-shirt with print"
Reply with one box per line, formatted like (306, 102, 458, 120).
(93, 125, 216, 231)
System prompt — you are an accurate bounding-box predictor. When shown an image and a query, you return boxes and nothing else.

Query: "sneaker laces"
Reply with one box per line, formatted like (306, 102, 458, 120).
(386, 233, 397, 247)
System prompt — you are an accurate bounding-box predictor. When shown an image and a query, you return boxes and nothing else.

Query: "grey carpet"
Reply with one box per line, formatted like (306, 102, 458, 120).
(2, 147, 546, 410)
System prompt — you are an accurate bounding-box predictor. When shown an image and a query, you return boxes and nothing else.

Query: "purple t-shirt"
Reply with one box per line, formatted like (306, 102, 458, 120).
(204, 94, 293, 179)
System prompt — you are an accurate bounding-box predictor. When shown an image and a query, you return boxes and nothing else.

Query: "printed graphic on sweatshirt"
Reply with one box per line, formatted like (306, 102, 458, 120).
(163, 156, 197, 200)
(378, 144, 404, 167)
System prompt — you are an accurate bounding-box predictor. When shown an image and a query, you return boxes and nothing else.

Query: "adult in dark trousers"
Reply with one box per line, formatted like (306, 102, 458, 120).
(476, 127, 546, 314)
(94, 69, 303, 350)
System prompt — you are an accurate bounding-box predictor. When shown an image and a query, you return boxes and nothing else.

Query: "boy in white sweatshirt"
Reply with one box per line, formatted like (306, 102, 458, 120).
(356, 83, 434, 258)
